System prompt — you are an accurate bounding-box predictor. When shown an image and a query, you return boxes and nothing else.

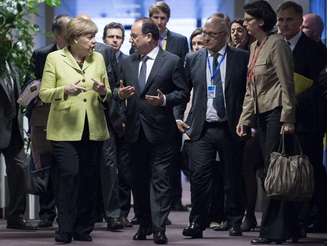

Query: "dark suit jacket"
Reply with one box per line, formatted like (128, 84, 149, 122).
(28, 44, 57, 126)
(178, 47, 249, 141)
(0, 62, 23, 149)
(293, 32, 326, 133)
(119, 48, 189, 144)
(95, 42, 127, 137)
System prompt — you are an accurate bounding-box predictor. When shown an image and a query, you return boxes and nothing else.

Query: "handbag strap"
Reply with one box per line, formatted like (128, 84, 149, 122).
(276, 132, 286, 154)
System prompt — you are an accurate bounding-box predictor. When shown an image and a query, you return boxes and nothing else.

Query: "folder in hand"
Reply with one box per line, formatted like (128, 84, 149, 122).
(293, 72, 313, 95)
(17, 80, 41, 107)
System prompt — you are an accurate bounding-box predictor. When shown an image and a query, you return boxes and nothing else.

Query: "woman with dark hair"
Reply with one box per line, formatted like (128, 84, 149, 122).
(229, 19, 251, 50)
(189, 28, 204, 52)
(236, 1, 297, 244)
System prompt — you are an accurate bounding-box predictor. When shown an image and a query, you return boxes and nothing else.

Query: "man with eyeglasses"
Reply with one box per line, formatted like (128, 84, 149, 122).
(175, 14, 249, 239)
(116, 17, 189, 244)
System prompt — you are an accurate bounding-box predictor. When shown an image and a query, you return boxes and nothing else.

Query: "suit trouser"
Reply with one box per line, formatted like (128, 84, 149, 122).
(31, 125, 56, 222)
(257, 107, 297, 240)
(189, 121, 243, 229)
(130, 129, 176, 232)
(52, 128, 101, 235)
(1, 127, 26, 221)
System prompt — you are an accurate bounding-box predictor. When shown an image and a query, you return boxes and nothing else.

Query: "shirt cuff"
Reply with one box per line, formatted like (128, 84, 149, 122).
(161, 94, 166, 106)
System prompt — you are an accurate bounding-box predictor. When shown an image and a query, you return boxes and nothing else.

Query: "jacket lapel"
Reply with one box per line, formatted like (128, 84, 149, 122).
(61, 48, 83, 73)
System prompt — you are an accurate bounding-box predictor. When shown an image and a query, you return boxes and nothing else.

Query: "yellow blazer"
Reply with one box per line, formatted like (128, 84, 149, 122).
(39, 48, 111, 141)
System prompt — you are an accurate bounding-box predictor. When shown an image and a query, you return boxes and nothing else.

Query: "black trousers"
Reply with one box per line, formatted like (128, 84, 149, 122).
(52, 129, 101, 235)
(1, 127, 26, 221)
(130, 129, 176, 232)
(189, 121, 243, 229)
(257, 107, 297, 241)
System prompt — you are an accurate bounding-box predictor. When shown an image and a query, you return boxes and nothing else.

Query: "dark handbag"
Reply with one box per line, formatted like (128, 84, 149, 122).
(23, 138, 50, 195)
(264, 133, 314, 201)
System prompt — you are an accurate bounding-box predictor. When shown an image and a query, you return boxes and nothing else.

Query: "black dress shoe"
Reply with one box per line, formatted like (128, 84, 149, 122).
(229, 225, 242, 236)
(182, 222, 203, 238)
(38, 219, 53, 228)
(251, 237, 285, 245)
(132, 226, 152, 240)
(73, 233, 92, 241)
(153, 231, 168, 244)
(120, 217, 133, 227)
(7, 219, 38, 230)
(107, 217, 124, 231)
(241, 216, 257, 232)
(165, 218, 172, 225)
(55, 232, 72, 244)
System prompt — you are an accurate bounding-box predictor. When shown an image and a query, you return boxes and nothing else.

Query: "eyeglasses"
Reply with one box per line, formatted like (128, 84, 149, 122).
(202, 30, 226, 38)
(244, 17, 256, 23)
(130, 33, 144, 39)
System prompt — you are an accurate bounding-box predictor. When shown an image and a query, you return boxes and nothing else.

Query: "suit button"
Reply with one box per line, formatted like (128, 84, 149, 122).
(83, 99, 87, 102)
(82, 79, 85, 82)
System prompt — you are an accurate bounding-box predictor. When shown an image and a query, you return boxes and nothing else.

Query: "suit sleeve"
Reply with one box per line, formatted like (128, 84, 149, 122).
(165, 57, 189, 108)
(271, 39, 296, 123)
(39, 54, 66, 103)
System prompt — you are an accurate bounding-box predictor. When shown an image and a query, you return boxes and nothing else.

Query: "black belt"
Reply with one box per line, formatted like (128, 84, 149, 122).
(204, 121, 227, 128)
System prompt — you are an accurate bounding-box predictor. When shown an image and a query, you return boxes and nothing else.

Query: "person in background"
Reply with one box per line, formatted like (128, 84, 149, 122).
(302, 13, 325, 43)
(229, 18, 251, 50)
(229, 18, 261, 233)
(190, 28, 204, 52)
(237, 1, 296, 244)
(28, 14, 71, 229)
(102, 21, 133, 228)
(39, 17, 111, 243)
(277, 1, 327, 235)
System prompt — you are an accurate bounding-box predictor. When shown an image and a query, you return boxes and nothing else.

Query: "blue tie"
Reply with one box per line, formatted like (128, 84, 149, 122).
(138, 56, 148, 92)
(212, 54, 225, 118)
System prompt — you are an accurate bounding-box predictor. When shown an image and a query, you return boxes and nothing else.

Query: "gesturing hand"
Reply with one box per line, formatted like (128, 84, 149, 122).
(145, 89, 165, 106)
(92, 78, 107, 96)
(64, 80, 85, 96)
(118, 80, 135, 99)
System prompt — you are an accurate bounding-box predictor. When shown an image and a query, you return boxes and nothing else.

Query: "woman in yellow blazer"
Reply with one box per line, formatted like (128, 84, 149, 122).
(39, 17, 110, 243)
(236, 1, 296, 245)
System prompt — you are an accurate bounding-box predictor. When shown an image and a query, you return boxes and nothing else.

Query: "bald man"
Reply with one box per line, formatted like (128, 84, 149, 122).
(302, 13, 324, 42)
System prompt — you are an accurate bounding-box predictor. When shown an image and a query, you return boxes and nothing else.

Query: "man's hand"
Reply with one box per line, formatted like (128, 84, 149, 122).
(145, 89, 164, 106)
(118, 80, 135, 99)
(92, 78, 107, 96)
(64, 80, 85, 96)
(176, 120, 190, 133)
(280, 123, 295, 134)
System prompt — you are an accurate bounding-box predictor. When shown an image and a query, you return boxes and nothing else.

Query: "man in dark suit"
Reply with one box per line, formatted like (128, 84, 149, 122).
(149, 0, 189, 212)
(176, 15, 248, 238)
(0, 60, 36, 230)
(28, 14, 71, 228)
(277, 1, 327, 234)
(117, 18, 189, 244)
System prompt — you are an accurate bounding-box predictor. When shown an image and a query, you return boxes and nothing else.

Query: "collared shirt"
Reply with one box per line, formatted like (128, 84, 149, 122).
(138, 46, 159, 84)
(159, 29, 168, 50)
(206, 45, 227, 122)
(286, 31, 302, 51)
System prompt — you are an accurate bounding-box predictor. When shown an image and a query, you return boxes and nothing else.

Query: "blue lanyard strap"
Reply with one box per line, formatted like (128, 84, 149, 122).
(207, 49, 227, 81)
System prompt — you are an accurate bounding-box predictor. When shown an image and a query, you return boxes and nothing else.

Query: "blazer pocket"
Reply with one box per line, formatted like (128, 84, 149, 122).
(254, 60, 267, 75)
(53, 101, 71, 111)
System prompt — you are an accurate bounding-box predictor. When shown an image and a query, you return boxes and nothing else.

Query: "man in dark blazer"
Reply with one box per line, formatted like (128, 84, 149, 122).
(117, 18, 189, 244)
(28, 14, 71, 228)
(0, 60, 36, 230)
(176, 15, 248, 238)
(148, 0, 189, 212)
(277, 1, 327, 234)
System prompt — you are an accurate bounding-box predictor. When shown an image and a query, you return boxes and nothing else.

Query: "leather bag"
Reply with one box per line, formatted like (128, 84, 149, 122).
(264, 134, 314, 201)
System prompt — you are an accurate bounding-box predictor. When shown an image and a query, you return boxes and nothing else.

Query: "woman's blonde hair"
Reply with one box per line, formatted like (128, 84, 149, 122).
(65, 17, 98, 46)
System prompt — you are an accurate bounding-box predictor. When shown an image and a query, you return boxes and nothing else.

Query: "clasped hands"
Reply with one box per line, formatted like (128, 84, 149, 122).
(64, 78, 107, 96)
(118, 80, 165, 106)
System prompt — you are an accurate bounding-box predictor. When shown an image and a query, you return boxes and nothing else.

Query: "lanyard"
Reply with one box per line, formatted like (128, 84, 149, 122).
(207, 49, 227, 83)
